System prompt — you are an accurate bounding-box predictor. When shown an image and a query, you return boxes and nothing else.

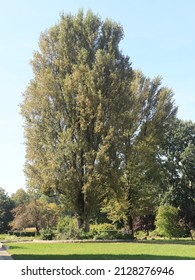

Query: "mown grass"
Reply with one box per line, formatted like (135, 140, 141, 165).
(0, 234, 8, 240)
(6, 240, 195, 260)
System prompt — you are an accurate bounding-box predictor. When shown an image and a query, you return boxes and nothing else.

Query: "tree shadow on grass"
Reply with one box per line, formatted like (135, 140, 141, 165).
(11, 254, 195, 260)
(136, 240, 195, 246)
(7, 245, 27, 250)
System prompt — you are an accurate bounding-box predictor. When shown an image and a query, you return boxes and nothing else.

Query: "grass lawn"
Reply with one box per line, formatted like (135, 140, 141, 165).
(6, 240, 195, 260)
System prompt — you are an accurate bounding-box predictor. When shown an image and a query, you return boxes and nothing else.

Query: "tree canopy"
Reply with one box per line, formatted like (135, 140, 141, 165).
(0, 187, 14, 233)
(20, 10, 178, 233)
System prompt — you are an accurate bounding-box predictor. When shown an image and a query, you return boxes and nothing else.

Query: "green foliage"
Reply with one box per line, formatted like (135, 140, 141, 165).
(57, 216, 81, 239)
(0, 187, 14, 233)
(155, 205, 182, 238)
(89, 223, 117, 240)
(40, 228, 54, 240)
(159, 119, 195, 229)
(78, 231, 95, 240)
(88, 223, 133, 240)
(9, 230, 36, 237)
(101, 70, 177, 234)
(11, 188, 29, 206)
(10, 194, 59, 235)
(20, 9, 178, 235)
(90, 223, 116, 232)
(20, 9, 133, 232)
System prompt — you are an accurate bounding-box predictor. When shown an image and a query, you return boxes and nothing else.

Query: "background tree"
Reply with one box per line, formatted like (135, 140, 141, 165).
(20, 10, 133, 232)
(9, 204, 28, 231)
(0, 187, 14, 233)
(11, 188, 29, 206)
(10, 197, 59, 234)
(158, 119, 195, 231)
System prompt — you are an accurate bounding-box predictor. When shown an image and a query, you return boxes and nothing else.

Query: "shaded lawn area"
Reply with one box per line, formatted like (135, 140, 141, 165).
(6, 241, 195, 260)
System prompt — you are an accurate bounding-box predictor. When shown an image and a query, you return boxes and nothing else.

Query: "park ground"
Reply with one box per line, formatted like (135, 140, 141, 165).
(4, 240, 195, 260)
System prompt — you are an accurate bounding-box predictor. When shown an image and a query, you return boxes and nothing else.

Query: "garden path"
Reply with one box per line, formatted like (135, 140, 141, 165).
(0, 244, 13, 260)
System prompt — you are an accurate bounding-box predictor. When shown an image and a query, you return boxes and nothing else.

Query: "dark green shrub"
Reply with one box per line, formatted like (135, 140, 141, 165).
(89, 223, 117, 240)
(78, 231, 95, 240)
(40, 228, 54, 240)
(114, 231, 134, 240)
(89, 224, 134, 240)
(96, 231, 111, 240)
(90, 223, 116, 232)
(11, 231, 36, 237)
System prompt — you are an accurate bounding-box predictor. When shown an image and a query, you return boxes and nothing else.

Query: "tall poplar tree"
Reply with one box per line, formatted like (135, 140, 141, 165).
(20, 10, 133, 231)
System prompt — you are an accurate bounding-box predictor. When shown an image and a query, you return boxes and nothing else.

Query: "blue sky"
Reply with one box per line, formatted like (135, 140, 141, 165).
(0, 0, 194, 195)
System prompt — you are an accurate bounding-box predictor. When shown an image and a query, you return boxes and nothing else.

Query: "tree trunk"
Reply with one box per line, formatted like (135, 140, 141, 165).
(77, 215, 90, 232)
(76, 216, 83, 229)
(35, 224, 40, 235)
(84, 217, 90, 232)
(77, 191, 90, 232)
(127, 215, 134, 238)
